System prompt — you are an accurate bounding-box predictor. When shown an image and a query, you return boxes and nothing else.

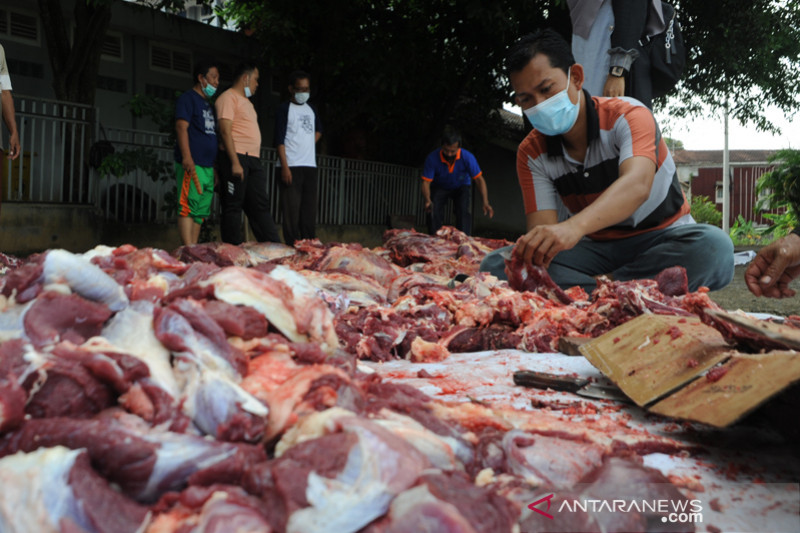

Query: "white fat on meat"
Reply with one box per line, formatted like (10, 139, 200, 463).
(300, 269, 387, 309)
(372, 408, 471, 470)
(42, 249, 128, 311)
(502, 429, 604, 490)
(147, 489, 273, 533)
(174, 359, 268, 437)
(139, 431, 238, 502)
(80, 245, 117, 261)
(92, 301, 178, 397)
(0, 300, 31, 343)
(0, 447, 88, 533)
(275, 407, 357, 457)
(157, 306, 238, 378)
(202, 266, 338, 353)
(248, 363, 350, 441)
(381, 484, 478, 533)
(286, 416, 430, 533)
(241, 240, 297, 263)
(20, 344, 50, 397)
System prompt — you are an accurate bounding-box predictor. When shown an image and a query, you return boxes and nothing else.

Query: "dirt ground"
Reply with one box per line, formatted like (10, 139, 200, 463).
(707, 263, 800, 316)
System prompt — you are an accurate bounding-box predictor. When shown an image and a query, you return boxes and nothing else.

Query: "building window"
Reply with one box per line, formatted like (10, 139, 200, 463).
(715, 181, 723, 204)
(97, 75, 127, 93)
(102, 32, 123, 62)
(756, 187, 771, 210)
(6, 58, 44, 79)
(0, 8, 40, 45)
(150, 44, 192, 76)
(145, 83, 181, 101)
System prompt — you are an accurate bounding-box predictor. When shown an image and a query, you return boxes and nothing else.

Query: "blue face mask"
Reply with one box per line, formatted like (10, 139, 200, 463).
(523, 70, 581, 136)
(244, 76, 253, 98)
(202, 80, 216, 98)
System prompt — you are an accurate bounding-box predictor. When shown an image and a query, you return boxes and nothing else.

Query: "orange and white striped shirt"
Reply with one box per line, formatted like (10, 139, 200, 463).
(517, 92, 691, 241)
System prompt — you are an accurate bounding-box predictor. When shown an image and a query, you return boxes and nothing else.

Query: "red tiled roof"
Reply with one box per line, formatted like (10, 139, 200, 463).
(671, 149, 777, 165)
(498, 108, 525, 130)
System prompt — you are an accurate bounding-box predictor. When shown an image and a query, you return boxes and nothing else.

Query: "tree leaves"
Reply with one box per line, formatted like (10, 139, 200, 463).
(39, 1, 800, 164)
(219, 0, 549, 164)
(663, 0, 800, 134)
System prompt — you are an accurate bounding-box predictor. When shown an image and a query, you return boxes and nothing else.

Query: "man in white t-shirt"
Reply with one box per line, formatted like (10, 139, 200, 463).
(274, 70, 322, 246)
(0, 43, 20, 214)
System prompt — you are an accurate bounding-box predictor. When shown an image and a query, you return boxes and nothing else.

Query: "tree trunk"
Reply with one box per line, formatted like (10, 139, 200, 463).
(38, 0, 112, 105)
(37, 0, 112, 202)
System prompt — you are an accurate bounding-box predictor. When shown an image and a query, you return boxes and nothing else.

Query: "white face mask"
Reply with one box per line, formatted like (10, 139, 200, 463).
(294, 92, 310, 105)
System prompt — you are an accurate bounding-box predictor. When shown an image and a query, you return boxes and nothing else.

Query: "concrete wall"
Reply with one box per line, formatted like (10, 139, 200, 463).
(0, 203, 179, 256)
(0, 203, 390, 257)
(470, 138, 527, 240)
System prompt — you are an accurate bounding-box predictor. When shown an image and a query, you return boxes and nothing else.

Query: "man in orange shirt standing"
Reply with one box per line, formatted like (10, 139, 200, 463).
(215, 63, 280, 244)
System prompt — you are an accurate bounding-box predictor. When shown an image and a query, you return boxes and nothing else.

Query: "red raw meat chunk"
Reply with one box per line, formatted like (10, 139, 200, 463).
(23, 291, 112, 348)
(504, 254, 573, 304)
(655, 266, 689, 296)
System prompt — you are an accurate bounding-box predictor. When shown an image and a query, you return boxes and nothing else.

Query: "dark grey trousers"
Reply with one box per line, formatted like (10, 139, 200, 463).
(480, 223, 734, 293)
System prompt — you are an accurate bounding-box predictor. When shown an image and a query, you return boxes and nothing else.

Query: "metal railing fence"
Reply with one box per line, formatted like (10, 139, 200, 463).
(2, 96, 95, 204)
(4, 96, 457, 230)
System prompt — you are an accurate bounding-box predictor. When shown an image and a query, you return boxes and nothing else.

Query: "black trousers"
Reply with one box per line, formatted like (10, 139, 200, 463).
(218, 152, 280, 244)
(430, 184, 471, 235)
(279, 166, 318, 246)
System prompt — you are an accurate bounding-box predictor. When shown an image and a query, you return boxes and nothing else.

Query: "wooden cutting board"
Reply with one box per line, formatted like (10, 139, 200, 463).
(579, 314, 732, 407)
(649, 351, 800, 427)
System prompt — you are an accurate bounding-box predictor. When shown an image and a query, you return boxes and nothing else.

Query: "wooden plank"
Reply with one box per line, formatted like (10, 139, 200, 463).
(557, 335, 593, 356)
(579, 314, 732, 406)
(649, 351, 800, 427)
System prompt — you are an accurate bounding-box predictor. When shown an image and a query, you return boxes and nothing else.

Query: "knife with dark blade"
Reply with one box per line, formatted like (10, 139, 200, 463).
(513, 370, 631, 403)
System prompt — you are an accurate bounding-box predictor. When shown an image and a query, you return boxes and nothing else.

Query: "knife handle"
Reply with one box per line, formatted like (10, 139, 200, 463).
(513, 370, 589, 392)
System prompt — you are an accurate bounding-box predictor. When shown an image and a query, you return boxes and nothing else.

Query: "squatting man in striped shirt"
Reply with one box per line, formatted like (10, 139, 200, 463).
(481, 29, 733, 294)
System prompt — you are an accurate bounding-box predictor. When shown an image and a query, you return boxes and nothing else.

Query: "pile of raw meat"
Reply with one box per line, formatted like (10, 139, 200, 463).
(0, 227, 736, 532)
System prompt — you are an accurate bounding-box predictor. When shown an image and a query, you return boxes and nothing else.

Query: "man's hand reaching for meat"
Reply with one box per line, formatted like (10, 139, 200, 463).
(515, 220, 582, 268)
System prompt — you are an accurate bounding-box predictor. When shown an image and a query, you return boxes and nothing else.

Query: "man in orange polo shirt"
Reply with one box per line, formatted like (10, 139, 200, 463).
(215, 63, 280, 244)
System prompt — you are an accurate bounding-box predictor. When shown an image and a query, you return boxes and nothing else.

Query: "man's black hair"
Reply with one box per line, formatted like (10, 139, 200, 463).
(233, 62, 258, 82)
(505, 28, 575, 76)
(288, 70, 310, 87)
(193, 59, 216, 83)
(441, 129, 462, 147)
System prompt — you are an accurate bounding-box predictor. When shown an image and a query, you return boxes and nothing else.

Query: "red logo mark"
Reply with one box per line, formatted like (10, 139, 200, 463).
(528, 493, 555, 520)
